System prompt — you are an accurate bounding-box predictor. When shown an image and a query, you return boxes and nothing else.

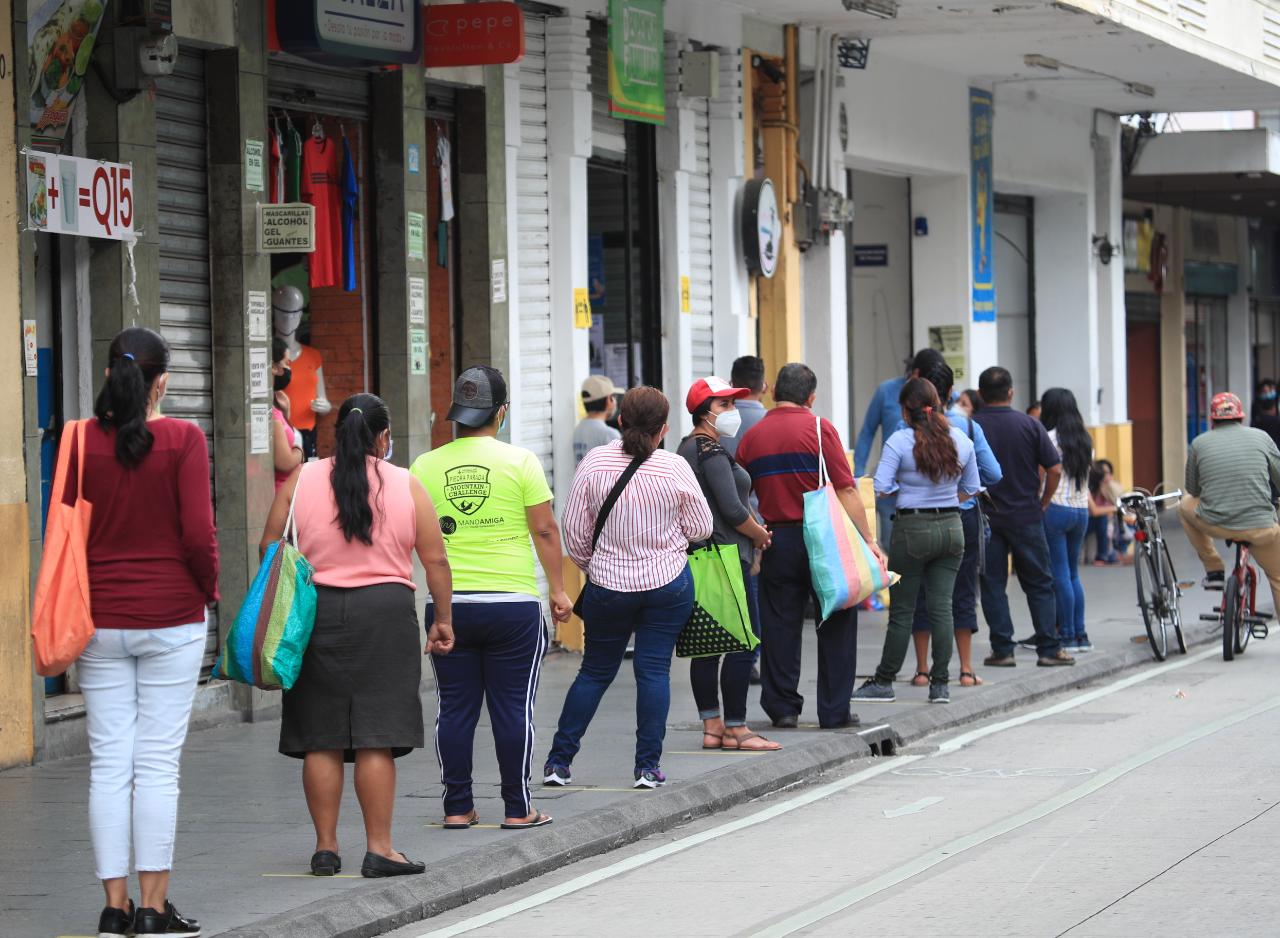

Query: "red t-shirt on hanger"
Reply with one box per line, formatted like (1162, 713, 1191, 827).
(301, 136, 342, 289)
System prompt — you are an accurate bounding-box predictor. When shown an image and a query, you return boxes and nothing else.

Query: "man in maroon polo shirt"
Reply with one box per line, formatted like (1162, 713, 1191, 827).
(737, 363, 884, 728)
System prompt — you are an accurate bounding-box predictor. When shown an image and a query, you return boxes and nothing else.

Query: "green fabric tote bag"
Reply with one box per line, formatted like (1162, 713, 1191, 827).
(676, 543, 760, 659)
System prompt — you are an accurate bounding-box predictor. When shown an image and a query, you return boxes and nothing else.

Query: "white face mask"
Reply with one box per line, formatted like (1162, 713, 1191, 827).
(712, 408, 742, 438)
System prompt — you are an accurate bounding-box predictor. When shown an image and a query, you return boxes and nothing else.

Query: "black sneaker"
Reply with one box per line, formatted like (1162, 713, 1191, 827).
(929, 683, 950, 704)
(542, 763, 572, 786)
(97, 900, 134, 938)
(134, 900, 199, 937)
(1203, 571, 1225, 590)
(851, 679, 896, 703)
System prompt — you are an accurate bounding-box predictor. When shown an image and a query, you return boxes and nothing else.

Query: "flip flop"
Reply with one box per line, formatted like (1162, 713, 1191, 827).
(722, 732, 782, 752)
(959, 671, 984, 687)
(702, 732, 725, 750)
(910, 671, 930, 687)
(501, 811, 553, 830)
(442, 811, 479, 830)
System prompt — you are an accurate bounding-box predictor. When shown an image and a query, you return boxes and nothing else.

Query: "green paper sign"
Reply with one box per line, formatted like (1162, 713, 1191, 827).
(608, 0, 664, 125)
(407, 211, 425, 261)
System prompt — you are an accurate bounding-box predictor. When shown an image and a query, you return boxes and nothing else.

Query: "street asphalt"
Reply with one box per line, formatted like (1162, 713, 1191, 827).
(1, 525, 1231, 938)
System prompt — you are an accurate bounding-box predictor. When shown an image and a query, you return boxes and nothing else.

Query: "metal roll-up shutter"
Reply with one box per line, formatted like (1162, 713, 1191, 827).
(156, 50, 218, 675)
(268, 58, 373, 117)
(590, 18, 626, 160)
(689, 95, 714, 378)
(516, 16, 555, 489)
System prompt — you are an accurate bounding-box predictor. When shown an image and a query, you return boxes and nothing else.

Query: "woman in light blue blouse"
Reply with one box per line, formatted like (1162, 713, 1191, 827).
(852, 378, 981, 705)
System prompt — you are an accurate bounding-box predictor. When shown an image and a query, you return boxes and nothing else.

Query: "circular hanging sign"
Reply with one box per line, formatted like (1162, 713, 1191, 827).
(742, 178, 780, 278)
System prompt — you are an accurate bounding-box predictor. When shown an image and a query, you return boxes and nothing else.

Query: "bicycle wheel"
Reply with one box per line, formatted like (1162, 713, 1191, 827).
(1236, 567, 1255, 655)
(1136, 545, 1167, 661)
(1157, 541, 1187, 655)
(1223, 576, 1242, 661)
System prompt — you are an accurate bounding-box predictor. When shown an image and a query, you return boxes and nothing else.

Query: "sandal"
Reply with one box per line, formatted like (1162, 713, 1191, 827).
(723, 731, 782, 752)
(501, 810, 553, 830)
(702, 732, 724, 750)
(959, 671, 984, 687)
(910, 671, 930, 687)
(442, 810, 479, 830)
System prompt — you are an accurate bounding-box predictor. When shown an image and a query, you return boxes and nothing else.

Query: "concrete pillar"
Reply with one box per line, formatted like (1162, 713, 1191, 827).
(911, 175, 993, 380)
(1161, 207, 1189, 489)
(1, 2, 34, 769)
(502, 58, 525, 443)
(658, 47, 695, 436)
(1094, 117, 1128, 425)
(204, 11, 276, 718)
(1035, 193, 1100, 422)
(709, 49, 752, 376)
(371, 68, 431, 461)
(545, 13, 592, 507)
(1226, 216, 1253, 399)
(803, 224, 851, 441)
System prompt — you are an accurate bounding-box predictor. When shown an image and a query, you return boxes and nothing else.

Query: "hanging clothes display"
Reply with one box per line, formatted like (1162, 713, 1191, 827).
(341, 132, 358, 292)
(284, 120, 303, 203)
(269, 122, 283, 203)
(302, 132, 342, 290)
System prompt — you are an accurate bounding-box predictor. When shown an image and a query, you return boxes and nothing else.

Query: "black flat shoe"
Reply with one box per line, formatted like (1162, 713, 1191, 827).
(134, 900, 200, 936)
(310, 850, 342, 876)
(361, 850, 426, 878)
(97, 900, 134, 937)
(771, 714, 799, 729)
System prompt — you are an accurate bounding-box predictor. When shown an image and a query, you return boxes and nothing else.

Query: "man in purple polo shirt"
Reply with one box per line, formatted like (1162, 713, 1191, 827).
(972, 366, 1074, 667)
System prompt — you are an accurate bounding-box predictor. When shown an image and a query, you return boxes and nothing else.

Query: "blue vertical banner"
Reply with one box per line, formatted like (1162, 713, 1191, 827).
(970, 88, 996, 323)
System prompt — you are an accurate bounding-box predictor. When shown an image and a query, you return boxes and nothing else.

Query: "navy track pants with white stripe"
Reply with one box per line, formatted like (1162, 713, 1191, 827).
(428, 600, 547, 819)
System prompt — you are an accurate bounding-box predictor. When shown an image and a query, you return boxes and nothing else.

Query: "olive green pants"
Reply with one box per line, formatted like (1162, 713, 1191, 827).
(874, 511, 965, 685)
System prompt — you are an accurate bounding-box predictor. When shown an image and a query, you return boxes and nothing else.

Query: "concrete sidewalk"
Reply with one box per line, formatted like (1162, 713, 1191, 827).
(2, 530, 1227, 938)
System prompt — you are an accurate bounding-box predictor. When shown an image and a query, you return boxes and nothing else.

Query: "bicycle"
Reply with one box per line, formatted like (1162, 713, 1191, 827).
(1199, 538, 1271, 661)
(1119, 489, 1187, 661)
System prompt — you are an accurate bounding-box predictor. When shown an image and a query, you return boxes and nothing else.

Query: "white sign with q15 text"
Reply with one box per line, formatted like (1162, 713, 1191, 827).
(25, 152, 136, 241)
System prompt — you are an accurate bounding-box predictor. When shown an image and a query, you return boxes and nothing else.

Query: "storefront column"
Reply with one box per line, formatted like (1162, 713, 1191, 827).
(1095, 118, 1128, 425)
(545, 13, 592, 504)
(803, 224, 851, 439)
(372, 67, 431, 461)
(1035, 193, 1100, 421)
(911, 175, 991, 378)
(1226, 216, 1253, 398)
(658, 71, 695, 434)
(1, 2, 34, 769)
(709, 49, 751, 374)
(1160, 206, 1189, 489)
(204, 14, 275, 717)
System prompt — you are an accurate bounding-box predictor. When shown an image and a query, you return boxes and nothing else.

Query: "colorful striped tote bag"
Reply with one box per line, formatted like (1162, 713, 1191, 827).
(802, 416, 897, 621)
(214, 470, 317, 690)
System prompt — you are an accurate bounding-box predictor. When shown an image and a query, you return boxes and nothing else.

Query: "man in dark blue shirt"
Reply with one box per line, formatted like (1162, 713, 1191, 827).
(973, 366, 1074, 667)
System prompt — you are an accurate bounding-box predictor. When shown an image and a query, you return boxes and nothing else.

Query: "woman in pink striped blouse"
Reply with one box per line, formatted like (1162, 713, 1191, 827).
(544, 387, 713, 789)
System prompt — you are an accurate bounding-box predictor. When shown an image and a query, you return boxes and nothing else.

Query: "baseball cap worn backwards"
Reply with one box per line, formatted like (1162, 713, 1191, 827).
(448, 366, 508, 427)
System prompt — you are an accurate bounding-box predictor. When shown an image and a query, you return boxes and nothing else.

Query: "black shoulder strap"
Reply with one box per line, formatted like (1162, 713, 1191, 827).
(590, 455, 646, 550)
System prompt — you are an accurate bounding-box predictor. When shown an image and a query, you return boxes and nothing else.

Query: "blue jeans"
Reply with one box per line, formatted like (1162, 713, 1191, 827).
(1087, 514, 1117, 563)
(1044, 504, 1089, 644)
(547, 566, 693, 772)
(979, 519, 1060, 658)
(876, 492, 897, 551)
(745, 566, 761, 661)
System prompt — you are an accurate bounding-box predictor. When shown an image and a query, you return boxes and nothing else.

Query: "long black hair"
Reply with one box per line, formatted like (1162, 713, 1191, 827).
(93, 327, 170, 469)
(919, 358, 955, 409)
(332, 393, 389, 544)
(1040, 387, 1092, 490)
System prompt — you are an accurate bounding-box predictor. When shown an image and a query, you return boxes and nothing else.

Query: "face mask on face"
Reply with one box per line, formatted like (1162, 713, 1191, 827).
(274, 368, 292, 393)
(712, 408, 742, 438)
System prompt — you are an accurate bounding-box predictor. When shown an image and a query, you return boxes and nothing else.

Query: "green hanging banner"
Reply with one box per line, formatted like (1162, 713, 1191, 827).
(608, 0, 665, 125)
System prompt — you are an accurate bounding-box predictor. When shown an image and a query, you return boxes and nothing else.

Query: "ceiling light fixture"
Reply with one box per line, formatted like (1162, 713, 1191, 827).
(842, 0, 899, 19)
(1020, 53, 1158, 100)
(1024, 54, 1060, 70)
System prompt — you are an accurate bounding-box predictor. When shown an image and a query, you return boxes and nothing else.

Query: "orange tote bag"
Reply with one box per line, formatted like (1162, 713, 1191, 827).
(32, 420, 94, 676)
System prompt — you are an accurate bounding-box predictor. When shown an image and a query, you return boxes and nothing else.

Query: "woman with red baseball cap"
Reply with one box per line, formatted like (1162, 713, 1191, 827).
(677, 378, 780, 752)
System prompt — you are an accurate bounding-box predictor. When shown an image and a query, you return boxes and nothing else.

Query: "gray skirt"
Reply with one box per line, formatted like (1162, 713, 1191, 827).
(279, 582, 424, 761)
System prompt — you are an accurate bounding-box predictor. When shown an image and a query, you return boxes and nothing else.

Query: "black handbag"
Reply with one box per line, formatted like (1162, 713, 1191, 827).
(573, 454, 647, 619)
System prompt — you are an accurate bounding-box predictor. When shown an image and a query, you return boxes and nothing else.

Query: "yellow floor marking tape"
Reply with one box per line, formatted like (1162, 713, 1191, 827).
(261, 872, 359, 878)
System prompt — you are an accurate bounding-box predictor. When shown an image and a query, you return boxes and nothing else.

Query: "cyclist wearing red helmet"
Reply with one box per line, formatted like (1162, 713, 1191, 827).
(1179, 391, 1280, 606)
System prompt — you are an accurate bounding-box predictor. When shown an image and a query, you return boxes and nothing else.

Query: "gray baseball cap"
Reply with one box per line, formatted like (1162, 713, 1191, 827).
(448, 365, 508, 427)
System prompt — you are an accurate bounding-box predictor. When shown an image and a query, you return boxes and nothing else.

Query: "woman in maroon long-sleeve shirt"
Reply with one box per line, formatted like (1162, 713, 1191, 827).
(65, 327, 218, 938)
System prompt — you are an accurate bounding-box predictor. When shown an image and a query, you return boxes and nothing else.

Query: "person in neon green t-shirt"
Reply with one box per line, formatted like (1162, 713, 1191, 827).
(410, 365, 571, 832)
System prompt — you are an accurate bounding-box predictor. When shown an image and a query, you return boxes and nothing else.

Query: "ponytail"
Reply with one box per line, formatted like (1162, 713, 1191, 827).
(620, 386, 669, 460)
(899, 377, 959, 483)
(331, 393, 390, 544)
(93, 327, 169, 469)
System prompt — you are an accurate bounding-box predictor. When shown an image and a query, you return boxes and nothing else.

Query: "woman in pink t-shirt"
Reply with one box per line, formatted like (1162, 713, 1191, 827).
(260, 393, 454, 879)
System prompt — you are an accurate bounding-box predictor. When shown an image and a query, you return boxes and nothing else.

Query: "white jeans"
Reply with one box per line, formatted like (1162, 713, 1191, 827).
(77, 621, 205, 880)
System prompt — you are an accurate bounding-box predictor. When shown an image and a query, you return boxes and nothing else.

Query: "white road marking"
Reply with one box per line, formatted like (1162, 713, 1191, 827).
(752, 694, 1280, 937)
(414, 646, 1220, 938)
(882, 797, 943, 818)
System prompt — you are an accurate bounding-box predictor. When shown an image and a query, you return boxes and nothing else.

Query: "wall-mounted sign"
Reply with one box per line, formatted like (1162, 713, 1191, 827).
(245, 139, 265, 192)
(608, 0, 664, 124)
(853, 244, 888, 267)
(407, 211, 425, 261)
(249, 403, 271, 455)
(28, 0, 110, 147)
(679, 275, 690, 313)
(423, 2, 524, 68)
(573, 287, 591, 328)
(741, 178, 779, 279)
(258, 203, 315, 253)
(927, 324, 967, 384)
(408, 275, 426, 325)
(409, 328, 427, 375)
(274, 0, 422, 66)
(23, 321, 38, 377)
(491, 258, 507, 304)
(25, 152, 135, 240)
(247, 290, 269, 340)
(407, 143, 420, 174)
(970, 87, 996, 323)
(249, 346, 271, 400)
